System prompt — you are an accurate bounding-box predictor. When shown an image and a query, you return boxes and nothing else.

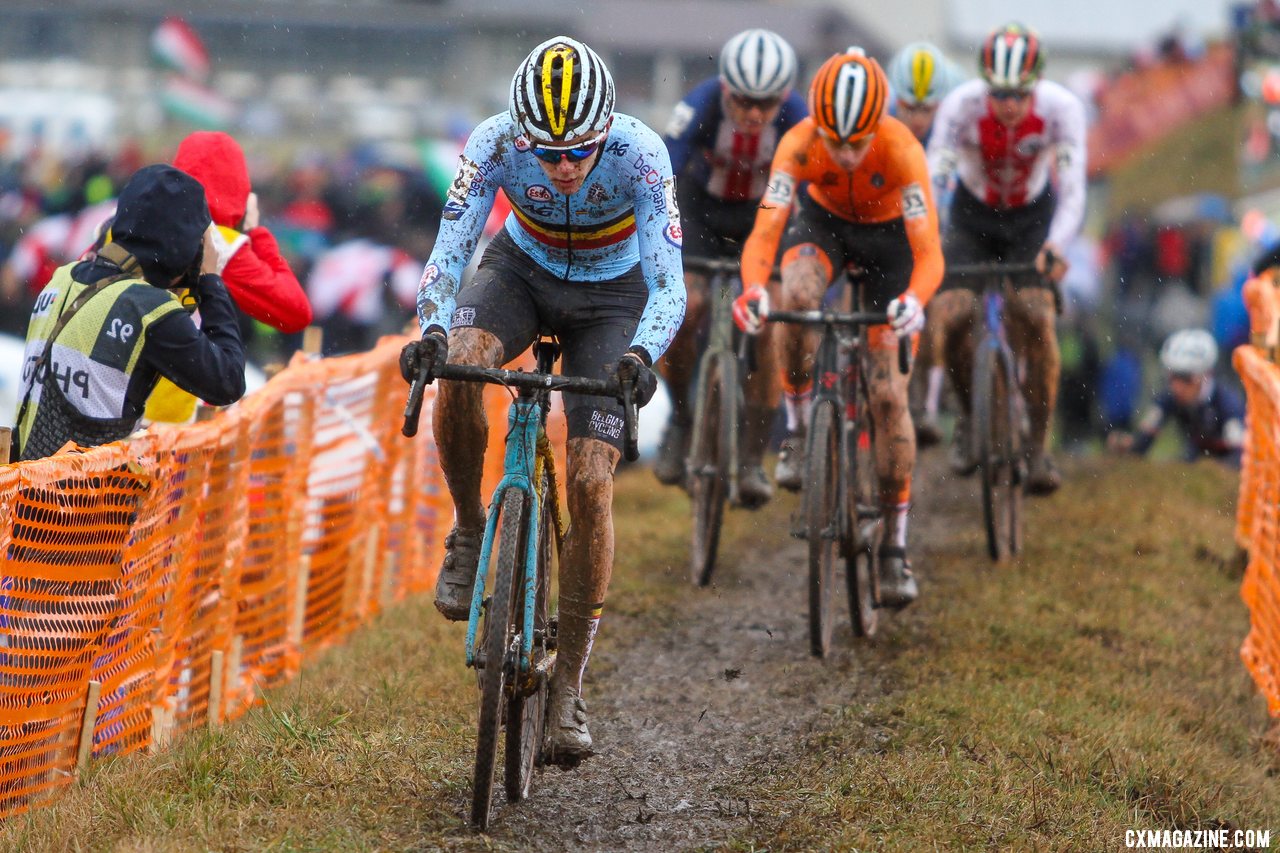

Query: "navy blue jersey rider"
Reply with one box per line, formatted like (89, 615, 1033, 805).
(653, 28, 806, 505)
(1119, 329, 1245, 465)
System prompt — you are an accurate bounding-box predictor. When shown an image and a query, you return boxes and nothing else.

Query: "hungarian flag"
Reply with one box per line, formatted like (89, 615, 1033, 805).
(151, 16, 210, 82)
(161, 76, 237, 130)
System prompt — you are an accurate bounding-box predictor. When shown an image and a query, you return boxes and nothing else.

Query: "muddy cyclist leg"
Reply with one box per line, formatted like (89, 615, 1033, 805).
(775, 251, 831, 490)
(653, 272, 707, 485)
(548, 436, 621, 759)
(739, 313, 782, 506)
(866, 327, 919, 607)
(933, 288, 979, 476)
(430, 327, 503, 619)
(1007, 287, 1061, 494)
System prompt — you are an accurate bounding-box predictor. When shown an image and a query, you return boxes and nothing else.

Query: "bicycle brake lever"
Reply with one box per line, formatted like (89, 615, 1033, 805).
(402, 358, 432, 438)
(620, 379, 640, 463)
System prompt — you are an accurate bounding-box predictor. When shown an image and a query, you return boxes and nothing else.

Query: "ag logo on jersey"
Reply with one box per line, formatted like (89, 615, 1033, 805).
(527, 185, 552, 202)
(902, 183, 927, 220)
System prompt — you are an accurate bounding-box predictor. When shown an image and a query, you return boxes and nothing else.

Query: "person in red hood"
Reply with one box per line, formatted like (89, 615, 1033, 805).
(172, 131, 311, 333)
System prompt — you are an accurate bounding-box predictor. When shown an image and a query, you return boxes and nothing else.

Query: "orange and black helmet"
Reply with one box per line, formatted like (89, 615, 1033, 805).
(980, 23, 1045, 91)
(808, 50, 889, 144)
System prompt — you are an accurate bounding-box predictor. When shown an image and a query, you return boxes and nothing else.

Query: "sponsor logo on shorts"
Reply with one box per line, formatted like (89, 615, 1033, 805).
(589, 410, 625, 441)
(902, 183, 927, 220)
(527, 184, 552, 202)
(417, 263, 441, 292)
(452, 306, 476, 327)
(762, 173, 795, 207)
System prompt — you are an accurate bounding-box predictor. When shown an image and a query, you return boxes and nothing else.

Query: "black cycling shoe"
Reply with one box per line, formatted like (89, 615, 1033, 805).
(735, 464, 774, 509)
(877, 546, 919, 609)
(1027, 452, 1062, 496)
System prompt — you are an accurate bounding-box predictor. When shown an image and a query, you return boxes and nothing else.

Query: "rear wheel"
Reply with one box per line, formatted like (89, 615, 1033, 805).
(973, 342, 1023, 561)
(504, 474, 552, 803)
(846, 380, 880, 638)
(690, 356, 732, 586)
(471, 488, 524, 830)
(806, 402, 841, 658)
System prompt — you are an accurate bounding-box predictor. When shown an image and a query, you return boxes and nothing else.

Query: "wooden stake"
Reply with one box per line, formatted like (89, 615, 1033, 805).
(380, 551, 398, 609)
(209, 650, 225, 729)
(289, 556, 311, 651)
(74, 680, 102, 779)
(302, 326, 323, 356)
(227, 635, 244, 717)
(0, 427, 11, 464)
(360, 526, 380, 617)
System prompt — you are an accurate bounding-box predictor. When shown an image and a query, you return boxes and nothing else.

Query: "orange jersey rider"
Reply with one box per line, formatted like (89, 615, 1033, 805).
(734, 49, 944, 609)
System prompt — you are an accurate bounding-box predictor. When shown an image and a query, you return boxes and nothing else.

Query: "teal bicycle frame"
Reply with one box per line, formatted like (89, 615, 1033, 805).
(464, 394, 545, 673)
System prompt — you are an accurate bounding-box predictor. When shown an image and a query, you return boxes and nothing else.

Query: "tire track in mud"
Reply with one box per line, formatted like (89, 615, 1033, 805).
(490, 455, 978, 851)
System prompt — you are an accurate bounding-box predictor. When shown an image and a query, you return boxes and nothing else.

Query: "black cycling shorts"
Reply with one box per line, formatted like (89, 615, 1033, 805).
(939, 183, 1055, 291)
(677, 180, 761, 261)
(779, 192, 913, 311)
(450, 230, 647, 448)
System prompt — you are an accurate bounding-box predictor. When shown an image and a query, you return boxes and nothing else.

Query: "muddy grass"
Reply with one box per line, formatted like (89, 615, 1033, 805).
(3, 454, 1276, 852)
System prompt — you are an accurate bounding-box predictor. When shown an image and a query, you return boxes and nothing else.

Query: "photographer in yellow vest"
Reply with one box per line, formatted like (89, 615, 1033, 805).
(12, 164, 246, 462)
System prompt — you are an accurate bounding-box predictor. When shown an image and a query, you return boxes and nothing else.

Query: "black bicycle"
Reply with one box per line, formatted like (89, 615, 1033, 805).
(765, 299, 909, 655)
(944, 260, 1053, 561)
(683, 256, 755, 587)
(402, 340, 638, 829)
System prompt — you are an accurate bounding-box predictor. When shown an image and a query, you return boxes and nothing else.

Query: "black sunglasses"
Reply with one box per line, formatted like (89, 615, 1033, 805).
(989, 88, 1031, 102)
(530, 136, 605, 164)
(728, 93, 783, 111)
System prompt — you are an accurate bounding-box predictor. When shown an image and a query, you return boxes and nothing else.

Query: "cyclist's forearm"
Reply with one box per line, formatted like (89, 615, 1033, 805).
(630, 277, 687, 363)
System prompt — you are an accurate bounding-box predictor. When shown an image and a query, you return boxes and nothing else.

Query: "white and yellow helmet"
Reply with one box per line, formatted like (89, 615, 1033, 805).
(509, 36, 615, 145)
(887, 41, 958, 107)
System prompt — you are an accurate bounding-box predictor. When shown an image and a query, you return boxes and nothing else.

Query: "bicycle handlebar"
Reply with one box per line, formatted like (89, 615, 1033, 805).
(765, 309, 911, 375)
(945, 261, 1042, 277)
(401, 361, 641, 461)
(682, 256, 740, 276)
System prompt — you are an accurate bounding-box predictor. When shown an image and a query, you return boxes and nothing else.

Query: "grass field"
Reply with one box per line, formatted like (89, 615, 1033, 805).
(1, 458, 1276, 851)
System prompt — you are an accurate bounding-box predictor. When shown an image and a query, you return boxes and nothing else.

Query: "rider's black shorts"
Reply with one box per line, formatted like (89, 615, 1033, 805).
(451, 229, 647, 449)
(939, 183, 1055, 292)
(677, 180, 761, 262)
(779, 192, 913, 311)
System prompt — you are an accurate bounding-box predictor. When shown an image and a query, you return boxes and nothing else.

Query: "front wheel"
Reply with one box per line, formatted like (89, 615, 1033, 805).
(471, 488, 524, 830)
(973, 341, 1023, 562)
(689, 355, 733, 586)
(504, 473, 552, 803)
(846, 383, 880, 638)
(806, 401, 841, 658)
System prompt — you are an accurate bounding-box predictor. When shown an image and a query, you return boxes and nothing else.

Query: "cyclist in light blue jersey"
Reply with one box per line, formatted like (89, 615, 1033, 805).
(400, 36, 684, 763)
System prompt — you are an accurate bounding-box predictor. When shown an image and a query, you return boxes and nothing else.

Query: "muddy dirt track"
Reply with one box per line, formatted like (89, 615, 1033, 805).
(489, 454, 980, 851)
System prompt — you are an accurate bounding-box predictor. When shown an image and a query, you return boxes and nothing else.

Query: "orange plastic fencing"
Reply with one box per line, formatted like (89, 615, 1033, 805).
(0, 334, 550, 818)
(1236, 344, 1280, 718)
